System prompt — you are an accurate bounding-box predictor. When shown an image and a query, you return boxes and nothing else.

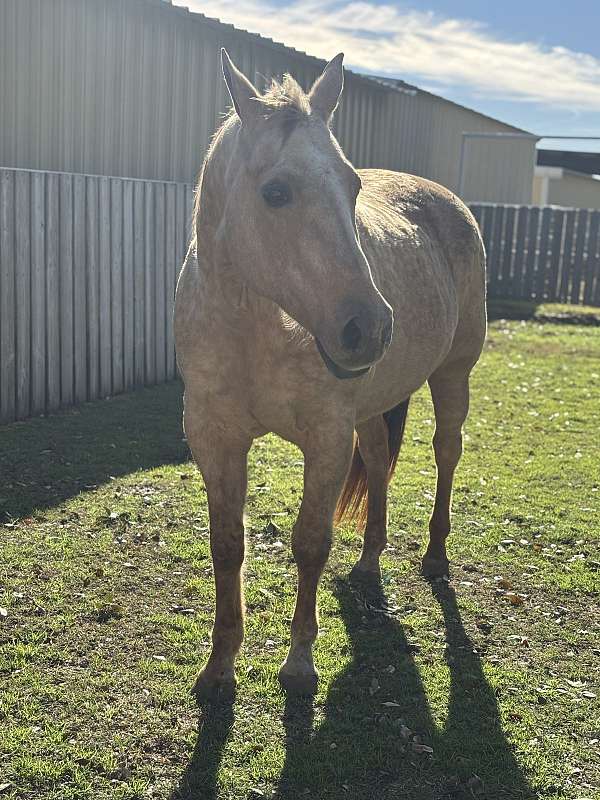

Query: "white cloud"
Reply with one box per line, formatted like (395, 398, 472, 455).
(180, 0, 600, 111)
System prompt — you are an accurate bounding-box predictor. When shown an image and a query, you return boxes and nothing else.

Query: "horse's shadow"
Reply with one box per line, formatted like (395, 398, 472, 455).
(276, 578, 535, 799)
(175, 578, 535, 800)
(171, 700, 235, 800)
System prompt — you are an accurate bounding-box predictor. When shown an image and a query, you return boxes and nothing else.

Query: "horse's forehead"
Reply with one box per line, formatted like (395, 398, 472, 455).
(249, 121, 344, 177)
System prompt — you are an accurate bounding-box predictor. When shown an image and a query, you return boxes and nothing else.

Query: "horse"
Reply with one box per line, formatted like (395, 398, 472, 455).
(174, 50, 486, 698)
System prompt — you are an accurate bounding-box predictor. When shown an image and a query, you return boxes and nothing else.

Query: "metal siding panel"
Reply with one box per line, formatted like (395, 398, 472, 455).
(15, 171, 32, 419)
(30, 170, 46, 415)
(133, 180, 145, 385)
(111, 178, 124, 394)
(46, 173, 60, 412)
(165, 183, 176, 379)
(98, 176, 112, 396)
(0, 170, 16, 423)
(86, 176, 100, 399)
(123, 180, 135, 390)
(144, 182, 156, 385)
(154, 182, 167, 383)
(73, 174, 87, 402)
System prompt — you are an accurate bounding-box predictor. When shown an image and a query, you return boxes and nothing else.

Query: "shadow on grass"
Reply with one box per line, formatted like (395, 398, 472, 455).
(171, 701, 236, 800)
(274, 578, 535, 800)
(487, 297, 600, 324)
(0, 381, 188, 522)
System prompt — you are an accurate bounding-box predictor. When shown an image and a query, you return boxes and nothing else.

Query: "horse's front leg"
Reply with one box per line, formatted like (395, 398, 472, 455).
(186, 412, 252, 700)
(279, 424, 354, 694)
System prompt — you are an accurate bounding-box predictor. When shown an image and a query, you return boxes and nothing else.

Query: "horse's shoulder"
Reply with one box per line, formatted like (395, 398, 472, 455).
(357, 169, 481, 253)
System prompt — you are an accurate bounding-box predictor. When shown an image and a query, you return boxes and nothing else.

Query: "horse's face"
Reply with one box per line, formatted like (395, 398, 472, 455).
(216, 52, 393, 379)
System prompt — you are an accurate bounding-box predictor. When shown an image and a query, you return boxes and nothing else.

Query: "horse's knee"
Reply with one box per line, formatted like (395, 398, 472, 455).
(433, 431, 462, 469)
(291, 525, 332, 573)
(210, 522, 245, 572)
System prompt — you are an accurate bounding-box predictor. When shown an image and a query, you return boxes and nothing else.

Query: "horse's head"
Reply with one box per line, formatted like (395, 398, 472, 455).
(213, 50, 393, 379)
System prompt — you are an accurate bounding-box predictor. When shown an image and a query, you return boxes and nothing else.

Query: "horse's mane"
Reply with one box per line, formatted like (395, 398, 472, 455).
(259, 74, 311, 116)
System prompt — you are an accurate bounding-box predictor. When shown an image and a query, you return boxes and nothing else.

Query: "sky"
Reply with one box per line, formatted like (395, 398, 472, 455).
(180, 0, 600, 153)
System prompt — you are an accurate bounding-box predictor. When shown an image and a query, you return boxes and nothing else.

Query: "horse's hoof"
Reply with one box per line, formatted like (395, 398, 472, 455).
(278, 665, 318, 696)
(191, 671, 236, 704)
(421, 554, 450, 579)
(349, 563, 381, 585)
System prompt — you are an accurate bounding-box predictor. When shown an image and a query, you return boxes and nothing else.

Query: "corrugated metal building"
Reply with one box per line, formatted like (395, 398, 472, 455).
(533, 167, 600, 209)
(0, 0, 536, 203)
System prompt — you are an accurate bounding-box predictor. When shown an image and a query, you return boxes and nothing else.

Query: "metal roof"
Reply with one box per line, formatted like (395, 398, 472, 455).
(151, 0, 529, 133)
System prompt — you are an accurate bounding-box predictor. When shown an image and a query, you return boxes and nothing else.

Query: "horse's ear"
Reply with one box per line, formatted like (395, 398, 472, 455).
(221, 48, 261, 123)
(309, 53, 344, 122)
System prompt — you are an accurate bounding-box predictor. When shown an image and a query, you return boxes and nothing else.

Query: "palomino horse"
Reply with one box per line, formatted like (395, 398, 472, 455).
(174, 51, 486, 697)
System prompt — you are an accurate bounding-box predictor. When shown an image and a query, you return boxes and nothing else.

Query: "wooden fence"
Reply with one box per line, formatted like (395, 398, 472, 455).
(471, 204, 600, 305)
(0, 167, 193, 425)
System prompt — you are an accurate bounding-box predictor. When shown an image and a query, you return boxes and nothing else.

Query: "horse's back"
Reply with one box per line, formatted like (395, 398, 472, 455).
(354, 170, 486, 417)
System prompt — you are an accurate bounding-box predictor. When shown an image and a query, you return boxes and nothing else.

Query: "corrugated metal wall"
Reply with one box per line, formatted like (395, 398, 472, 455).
(0, 0, 535, 203)
(547, 172, 600, 210)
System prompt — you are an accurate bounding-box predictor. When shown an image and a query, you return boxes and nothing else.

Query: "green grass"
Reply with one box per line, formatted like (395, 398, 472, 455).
(1, 307, 599, 800)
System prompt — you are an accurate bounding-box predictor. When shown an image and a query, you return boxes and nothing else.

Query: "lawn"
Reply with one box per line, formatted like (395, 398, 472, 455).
(1, 306, 599, 800)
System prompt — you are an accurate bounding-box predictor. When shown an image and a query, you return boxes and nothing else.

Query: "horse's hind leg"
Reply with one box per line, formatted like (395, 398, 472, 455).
(350, 415, 389, 581)
(422, 362, 471, 578)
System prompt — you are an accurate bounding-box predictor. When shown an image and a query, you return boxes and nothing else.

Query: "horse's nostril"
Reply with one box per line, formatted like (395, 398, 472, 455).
(342, 317, 363, 352)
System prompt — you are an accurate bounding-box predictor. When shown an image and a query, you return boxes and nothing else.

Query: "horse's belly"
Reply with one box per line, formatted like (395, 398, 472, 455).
(355, 284, 458, 420)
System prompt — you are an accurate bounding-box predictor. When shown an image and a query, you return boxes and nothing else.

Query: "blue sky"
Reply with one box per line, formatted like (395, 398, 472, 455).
(184, 0, 600, 151)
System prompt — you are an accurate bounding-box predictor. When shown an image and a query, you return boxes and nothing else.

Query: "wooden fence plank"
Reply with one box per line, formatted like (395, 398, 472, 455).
(500, 206, 515, 297)
(470, 204, 483, 228)
(165, 183, 176, 379)
(123, 180, 134, 390)
(488, 205, 505, 296)
(583, 211, 599, 305)
(154, 182, 166, 384)
(15, 171, 32, 419)
(133, 180, 145, 386)
(480, 205, 494, 281)
(0, 170, 16, 424)
(511, 206, 528, 300)
(111, 179, 124, 394)
(99, 177, 112, 397)
(86, 177, 100, 400)
(31, 171, 47, 416)
(46, 173, 60, 412)
(547, 209, 565, 303)
(593, 216, 600, 306)
(73, 174, 87, 403)
(523, 207, 540, 301)
(586, 211, 600, 306)
(535, 207, 552, 301)
(558, 210, 575, 302)
(570, 209, 589, 304)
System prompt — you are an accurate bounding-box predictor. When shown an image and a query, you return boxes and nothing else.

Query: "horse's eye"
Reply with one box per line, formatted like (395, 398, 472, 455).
(261, 180, 291, 208)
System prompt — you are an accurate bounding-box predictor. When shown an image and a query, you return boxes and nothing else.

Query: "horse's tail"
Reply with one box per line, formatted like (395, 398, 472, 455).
(334, 398, 410, 527)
